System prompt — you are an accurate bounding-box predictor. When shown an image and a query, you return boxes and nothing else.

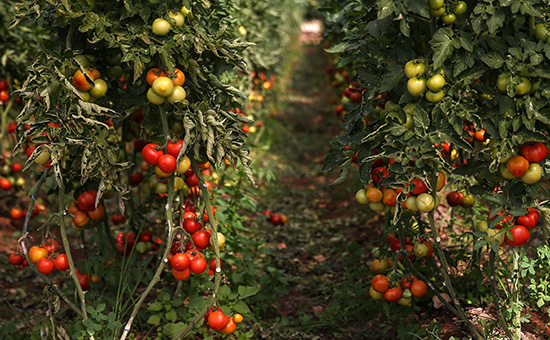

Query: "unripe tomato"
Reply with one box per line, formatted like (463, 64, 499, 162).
(369, 259, 388, 274)
(89, 79, 108, 99)
(404, 60, 426, 78)
(425, 90, 444, 103)
(167, 12, 185, 27)
(167, 86, 186, 104)
(442, 13, 456, 24)
(147, 88, 166, 105)
(152, 18, 171, 36)
(152, 76, 174, 97)
(515, 77, 531, 95)
(176, 156, 191, 174)
(428, 0, 444, 9)
(454, 1, 468, 15)
(233, 313, 243, 323)
(427, 74, 445, 91)
(521, 163, 542, 184)
(209, 232, 226, 251)
(407, 77, 427, 97)
(416, 193, 435, 212)
(460, 194, 475, 208)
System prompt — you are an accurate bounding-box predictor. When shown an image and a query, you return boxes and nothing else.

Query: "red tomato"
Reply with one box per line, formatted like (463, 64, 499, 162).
(138, 230, 153, 242)
(130, 172, 144, 186)
(54, 254, 70, 271)
(158, 154, 177, 174)
(78, 273, 90, 290)
(166, 139, 183, 158)
(506, 225, 530, 246)
(192, 230, 211, 250)
(77, 190, 97, 211)
(10, 208, 25, 220)
(72, 210, 90, 228)
(183, 219, 201, 234)
(0, 90, 9, 102)
(172, 267, 191, 280)
(111, 214, 126, 225)
(371, 167, 390, 184)
(400, 275, 417, 290)
(141, 143, 164, 166)
(411, 280, 428, 298)
(87, 204, 105, 221)
(446, 191, 463, 207)
(383, 287, 403, 302)
(170, 253, 191, 271)
(208, 311, 229, 331)
(209, 258, 222, 271)
(506, 156, 529, 177)
(37, 258, 54, 275)
(410, 178, 427, 195)
(185, 173, 199, 187)
(9, 253, 24, 265)
(515, 209, 539, 229)
(520, 142, 547, 163)
(10, 163, 22, 172)
(190, 257, 207, 274)
(0, 178, 12, 190)
(371, 274, 389, 293)
(41, 238, 60, 254)
(0, 79, 9, 90)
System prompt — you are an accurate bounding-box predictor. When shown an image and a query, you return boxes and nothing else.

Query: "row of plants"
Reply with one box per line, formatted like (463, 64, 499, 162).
(320, 0, 550, 338)
(1, 0, 307, 339)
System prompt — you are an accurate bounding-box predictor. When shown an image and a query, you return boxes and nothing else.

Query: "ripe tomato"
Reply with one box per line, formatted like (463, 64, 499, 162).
(78, 273, 90, 290)
(520, 142, 547, 163)
(371, 274, 389, 293)
(220, 317, 237, 335)
(411, 280, 428, 298)
(10, 163, 22, 172)
(382, 189, 397, 206)
(29, 246, 48, 264)
(233, 313, 243, 323)
(87, 203, 105, 220)
(185, 173, 199, 187)
(371, 166, 390, 184)
(77, 190, 97, 211)
(172, 267, 191, 280)
(142, 143, 163, 166)
(73, 69, 95, 92)
(166, 139, 183, 158)
(0, 79, 9, 90)
(157, 154, 177, 174)
(147, 68, 167, 85)
(130, 172, 144, 185)
(183, 219, 201, 234)
(171, 252, 191, 271)
(10, 208, 25, 220)
(383, 287, 403, 302)
(0, 178, 12, 190)
(138, 230, 153, 242)
(41, 238, 60, 254)
(171, 68, 186, 86)
(208, 311, 229, 331)
(112, 214, 126, 225)
(37, 258, 54, 275)
(9, 253, 24, 265)
(209, 258, 222, 271)
(54, 254, 70, 271)
(192, 230, 211, 250)
(190, 257, 207, 274)
(400, 275, 417, 290)
(506, 225, 530, 246)
(73, 210, 90, 228)
(366, 188, 383, 203)
(410, 178, 427, 195)
(0, 90, 9, 102)
(516, 209, 539, 229)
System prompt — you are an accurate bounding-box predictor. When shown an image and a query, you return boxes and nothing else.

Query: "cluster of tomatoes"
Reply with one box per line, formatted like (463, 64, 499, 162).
(150, 6, 189, 36)
(21, 240, 69, 275)
(445, 191, 475, 209)
(370, 273, 428, 305)
(482, 208, 542, 247)
(428, 0, 468, 23)
(262, 210, 289, 226)
(145, 67, 186, 105)
(72, 67, 108, 102)
(205, 308, 243, 335)
(140, 140, 201, 195)
(404, 59, 445, 103)
(500, 142, 547, 185)
(248, 71, 276, 103)
(0, 78, 10, 103)
(386, 233, 434, 260)
(231, 107, 261, 134)
(68, 189, 105, 230)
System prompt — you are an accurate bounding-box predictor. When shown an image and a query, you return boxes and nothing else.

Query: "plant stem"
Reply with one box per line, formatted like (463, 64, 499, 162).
(512, 248, 522, 339)
(489, 250, 515, 340)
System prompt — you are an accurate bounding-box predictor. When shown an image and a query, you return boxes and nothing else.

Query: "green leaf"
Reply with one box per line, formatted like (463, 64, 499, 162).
(377, 0, 396, 19)
(379, 64, 404, 93)
(218, 285, 232, 300)
(413, 105, 429, 129)
(148, 302, 163, 312)
(165, 310, 177, 323)
(233, 301, 251, 315)
(325, 42, 348, 54)
(147, 315, 161, 325)
(480, 52, 505, 69)
(238, 285, 260, 299)
(431, 28, 455, 70)
(486, 10, 505, 33)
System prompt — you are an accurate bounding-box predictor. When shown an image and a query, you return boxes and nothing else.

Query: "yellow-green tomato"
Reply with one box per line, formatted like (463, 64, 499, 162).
(405, 196, 418, 212)
(34, 150, 51, 164)
(476, 220, 488, 232)
(167, 86, 186, 104)
(521, 163, 542, 184)
(407, 77, 427, 97)
(152, 18, 171, 36)
(496, 74, 509, 93)
(404, 60, 426, 78)
(89, 78, 108, 98)
(427, 74, 445, 92)
(416, 193, 435, 212)
(425, 90, 444, 103)
(500, 164, 515, 180)
(356, 189, 368, 205)
(167, 12, 185, 27)
(515, 77, 532, 95)
(152, 76, 174, 97)
(175, 156, 191, 174)
(147, 88, 166, 105)
(369, 202, 385, 211)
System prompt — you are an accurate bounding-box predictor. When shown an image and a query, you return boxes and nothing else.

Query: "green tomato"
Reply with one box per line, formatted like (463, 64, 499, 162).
(89, 79, 108, 99)
(74, 55, 91, 68)
(430, 7, 446, 16)
(403, 113, 414, 130)
(476, 220, 488, 232)
(106, 66, 123, 79)
(167, 86, 186, 104)
(427, 74, 445, 92)
(535, 23, 548, 42)
(167, 11, 185, 27)
(405, 196, 419, 212)
(515, 77, 532, 95)
(496, 74, 509, 93)
(413, 243, 429, 257)
(152, 18, 171, 36)
(442, 13, 456, 24)
(454, 1, 467, 15)
(429, 0, 444, 9)
(407, 77, 427, 97)
(147, 88, 166, 105)
(404, 60, 426, 78)
(425, 90, 444, 103)
(355, 189, 368, 205)
(384, 100, 401, 112)
(402, 103, 416, 115)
